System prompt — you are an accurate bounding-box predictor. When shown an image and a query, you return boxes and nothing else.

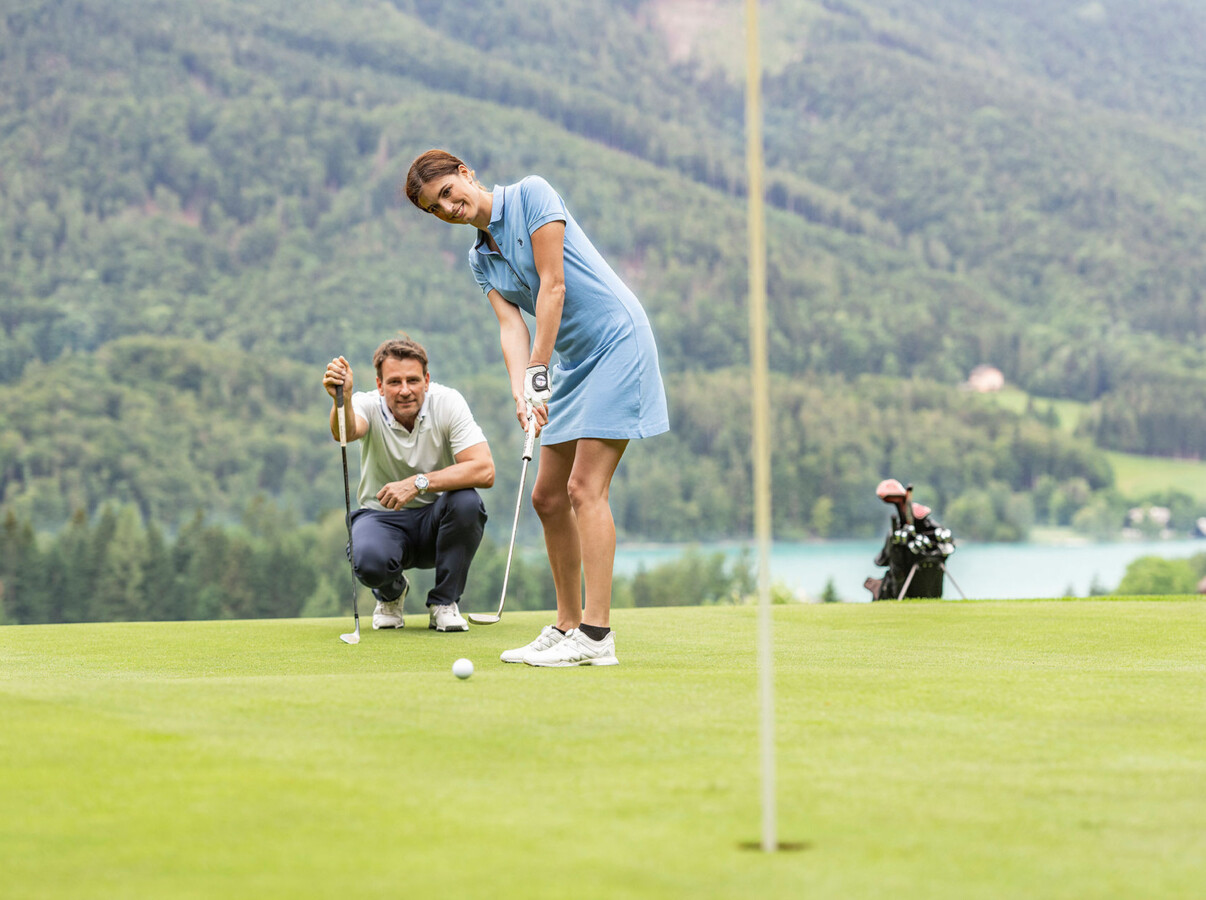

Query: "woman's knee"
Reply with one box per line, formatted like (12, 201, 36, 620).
(565, 474, 609, 513)
(531, 481, 571, 520)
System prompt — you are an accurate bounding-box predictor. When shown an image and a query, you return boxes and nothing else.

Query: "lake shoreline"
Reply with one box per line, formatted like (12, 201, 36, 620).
(617, 532, 1205, 551)
(614, 536, 1204, 601)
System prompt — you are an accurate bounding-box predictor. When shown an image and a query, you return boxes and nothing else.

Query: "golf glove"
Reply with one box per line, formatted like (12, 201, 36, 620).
(524, 364, 551, 407)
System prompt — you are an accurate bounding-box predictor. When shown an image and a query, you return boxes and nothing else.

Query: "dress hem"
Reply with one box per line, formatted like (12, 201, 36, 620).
(540, 423, 670, 445)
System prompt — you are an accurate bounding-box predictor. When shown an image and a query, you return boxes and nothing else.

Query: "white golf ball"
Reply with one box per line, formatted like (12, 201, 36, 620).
(452, 658, 474, 680)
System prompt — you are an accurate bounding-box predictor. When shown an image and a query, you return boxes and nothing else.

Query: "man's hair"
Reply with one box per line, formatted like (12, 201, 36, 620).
(373, 338, 428, 378)
(404, 149, 469, 208)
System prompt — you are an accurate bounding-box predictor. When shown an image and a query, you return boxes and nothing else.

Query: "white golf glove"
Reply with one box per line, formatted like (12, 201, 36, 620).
(524, 364, 551, 408)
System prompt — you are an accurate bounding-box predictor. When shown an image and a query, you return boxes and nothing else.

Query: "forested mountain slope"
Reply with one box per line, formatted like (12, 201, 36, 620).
(1, 0, 1203, 542)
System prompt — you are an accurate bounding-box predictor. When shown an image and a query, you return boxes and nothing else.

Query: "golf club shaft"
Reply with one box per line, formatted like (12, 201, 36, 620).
(494, 454, 530, 616)
(492, 412, 537, 617)
(336, 384, 359, 629)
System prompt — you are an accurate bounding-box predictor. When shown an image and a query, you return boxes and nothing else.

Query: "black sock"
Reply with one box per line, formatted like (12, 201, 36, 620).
(553, 626, 566, 635)
(578, 623, 610, 642)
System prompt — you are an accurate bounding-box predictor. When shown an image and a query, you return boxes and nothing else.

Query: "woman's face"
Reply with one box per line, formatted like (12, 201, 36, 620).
(416, 166, 481, 225)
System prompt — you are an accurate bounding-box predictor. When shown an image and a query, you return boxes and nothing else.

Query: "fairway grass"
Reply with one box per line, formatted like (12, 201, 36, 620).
(2, 602, 1204, 899)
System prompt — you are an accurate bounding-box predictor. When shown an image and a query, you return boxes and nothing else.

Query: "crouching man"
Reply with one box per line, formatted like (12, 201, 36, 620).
(323, 338, 494, 631)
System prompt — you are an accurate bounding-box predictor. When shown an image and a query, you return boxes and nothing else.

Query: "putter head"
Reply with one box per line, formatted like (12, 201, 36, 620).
(467, 613, 500, 625)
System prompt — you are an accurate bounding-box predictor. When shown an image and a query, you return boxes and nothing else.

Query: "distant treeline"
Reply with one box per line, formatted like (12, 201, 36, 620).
(6, 498, 1202, 626)
(0, 504, 756, 626)
(6, 336, 1184, 544)
(1114, 553, 1206, 596)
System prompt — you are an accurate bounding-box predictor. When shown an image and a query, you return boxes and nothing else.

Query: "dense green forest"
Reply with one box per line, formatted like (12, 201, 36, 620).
(2, 0, 1205, 623)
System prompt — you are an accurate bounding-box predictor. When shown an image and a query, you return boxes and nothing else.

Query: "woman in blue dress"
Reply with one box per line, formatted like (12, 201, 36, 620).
(406, 150, 669, 667)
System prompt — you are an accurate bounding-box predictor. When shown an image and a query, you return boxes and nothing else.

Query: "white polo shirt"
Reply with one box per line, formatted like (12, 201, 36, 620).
(350, 382, 487, 510)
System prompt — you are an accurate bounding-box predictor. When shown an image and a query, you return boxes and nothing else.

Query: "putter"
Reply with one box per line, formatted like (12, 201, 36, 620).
(335, 383, 361, 645)
(468, 410, 537, 625)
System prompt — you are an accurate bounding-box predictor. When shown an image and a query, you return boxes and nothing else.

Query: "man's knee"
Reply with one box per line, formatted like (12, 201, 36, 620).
(441, 489, 487, 528)
(349, 512, 402, 585)
(352, 541, 399, 586)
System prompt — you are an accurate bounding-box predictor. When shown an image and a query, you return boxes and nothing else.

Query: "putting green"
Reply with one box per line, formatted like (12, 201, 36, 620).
(2, 601, 1203, 899)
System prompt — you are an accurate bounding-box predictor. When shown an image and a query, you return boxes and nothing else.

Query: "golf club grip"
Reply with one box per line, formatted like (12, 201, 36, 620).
(522, 411, 537, 460)
(335, 383, 347, 447)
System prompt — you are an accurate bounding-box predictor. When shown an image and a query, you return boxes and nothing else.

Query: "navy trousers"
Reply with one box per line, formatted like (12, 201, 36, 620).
(348, 489, 487, 607)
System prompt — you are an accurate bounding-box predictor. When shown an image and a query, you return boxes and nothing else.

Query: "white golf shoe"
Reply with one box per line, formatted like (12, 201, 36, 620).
(429, 602, 468, 632)
(500, 625, 566, 663)
(524, 629, 619, 667)
(372, 599, 404, 630)
(372, 574, 409, 629)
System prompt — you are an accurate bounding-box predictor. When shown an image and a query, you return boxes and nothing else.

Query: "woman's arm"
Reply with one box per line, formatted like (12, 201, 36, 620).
(529, 220, 566, 368)
(487, 289, 543, 426)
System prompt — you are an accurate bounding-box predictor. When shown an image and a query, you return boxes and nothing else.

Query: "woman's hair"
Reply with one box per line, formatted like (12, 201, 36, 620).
(373, 338, 428, 378)
(404, 149, 468, 208)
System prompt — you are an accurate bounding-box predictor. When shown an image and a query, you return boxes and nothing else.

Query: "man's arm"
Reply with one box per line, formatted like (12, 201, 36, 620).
(323, 356, 369, 441)
(374, 442, 495, 510)
(430, 442, 495, 492)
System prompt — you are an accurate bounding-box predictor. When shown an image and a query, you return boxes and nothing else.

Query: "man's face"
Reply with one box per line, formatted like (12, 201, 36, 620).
(377, 356, 429, 424)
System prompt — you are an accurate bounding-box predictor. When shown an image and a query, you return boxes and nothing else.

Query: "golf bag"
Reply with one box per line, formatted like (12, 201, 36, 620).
(864, 479, 962, 601)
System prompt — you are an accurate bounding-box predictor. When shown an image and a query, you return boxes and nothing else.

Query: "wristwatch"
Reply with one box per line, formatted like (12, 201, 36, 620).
(414, 473, 429, 494)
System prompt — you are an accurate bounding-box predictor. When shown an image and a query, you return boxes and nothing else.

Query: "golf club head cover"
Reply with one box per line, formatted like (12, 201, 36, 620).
(876, 478, 906, 501)
(524, 364, 551, 407)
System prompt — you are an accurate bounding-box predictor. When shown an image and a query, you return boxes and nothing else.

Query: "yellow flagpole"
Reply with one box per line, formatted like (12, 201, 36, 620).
(745, 0, 777, 853)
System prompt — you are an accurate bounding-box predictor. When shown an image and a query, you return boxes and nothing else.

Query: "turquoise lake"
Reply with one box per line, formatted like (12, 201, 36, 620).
(613, 538, 1205, 601)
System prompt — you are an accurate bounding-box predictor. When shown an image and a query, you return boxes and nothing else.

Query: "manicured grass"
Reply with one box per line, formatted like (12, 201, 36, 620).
(2, 602, 1204, 899)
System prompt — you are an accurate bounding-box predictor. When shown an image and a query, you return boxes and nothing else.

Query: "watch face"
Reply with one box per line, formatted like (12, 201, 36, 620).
(415, 474, 428, 492)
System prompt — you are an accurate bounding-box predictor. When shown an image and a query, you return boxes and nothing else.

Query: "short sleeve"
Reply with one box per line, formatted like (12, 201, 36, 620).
(440, 388, 488, 456)
(517, 176, 567, 234)
(468, 247, 495, 296)
(350, 390, 378, 432)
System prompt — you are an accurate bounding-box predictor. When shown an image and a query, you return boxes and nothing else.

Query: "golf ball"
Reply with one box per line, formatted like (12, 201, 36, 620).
(452, 658, 474, 680)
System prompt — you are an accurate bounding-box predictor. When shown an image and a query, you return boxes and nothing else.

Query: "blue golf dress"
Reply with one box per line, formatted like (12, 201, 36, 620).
(468, 176, 669, 444)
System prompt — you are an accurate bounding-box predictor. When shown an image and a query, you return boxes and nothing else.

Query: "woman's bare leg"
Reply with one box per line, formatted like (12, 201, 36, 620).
(531, 441, 583, 632)
(567, 438, 627, 628)
(531, 438, 628, 630)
